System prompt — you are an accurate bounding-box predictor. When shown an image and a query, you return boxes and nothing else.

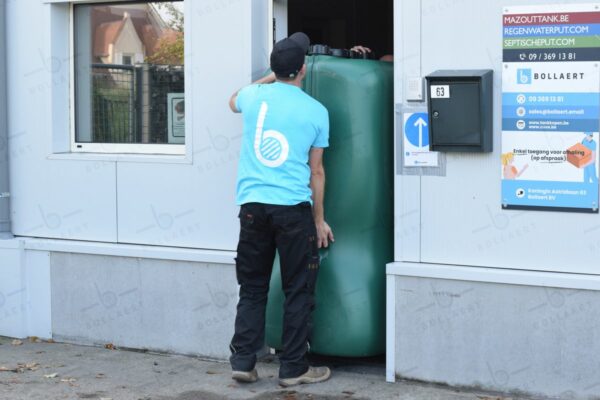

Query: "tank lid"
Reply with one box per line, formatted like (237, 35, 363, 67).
(308, 44, 375, 59)
(330, 48, 350, 58)
(308, 44, 330, 56)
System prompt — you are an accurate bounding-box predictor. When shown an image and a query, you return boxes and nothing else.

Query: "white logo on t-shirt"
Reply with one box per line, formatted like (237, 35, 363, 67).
(254, 102, 289, 168)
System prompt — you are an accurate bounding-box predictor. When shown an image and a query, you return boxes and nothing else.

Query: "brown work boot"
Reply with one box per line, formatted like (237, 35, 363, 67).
(279, 366, 331, 387)
(232, 368, 258, 383)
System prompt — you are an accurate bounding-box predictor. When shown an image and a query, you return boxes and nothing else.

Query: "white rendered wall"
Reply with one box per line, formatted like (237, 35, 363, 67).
(6, 2, 117, 242)
(394, 0, 600, 274)
(7, 0, 271, 251)
(116, 0, 267, 250)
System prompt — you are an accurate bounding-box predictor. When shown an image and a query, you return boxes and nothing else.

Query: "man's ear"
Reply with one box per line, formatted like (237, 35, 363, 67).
(297, 64, 307, 81)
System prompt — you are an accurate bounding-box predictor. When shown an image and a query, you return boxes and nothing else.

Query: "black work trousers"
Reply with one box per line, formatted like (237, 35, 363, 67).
(229, 202, 319, 379)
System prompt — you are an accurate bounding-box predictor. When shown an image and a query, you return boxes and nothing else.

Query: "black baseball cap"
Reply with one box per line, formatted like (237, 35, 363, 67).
(270, 32, 310, 79)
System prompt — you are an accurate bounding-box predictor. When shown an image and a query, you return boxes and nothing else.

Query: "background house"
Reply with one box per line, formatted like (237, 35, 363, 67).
(91, 5, 178, 65)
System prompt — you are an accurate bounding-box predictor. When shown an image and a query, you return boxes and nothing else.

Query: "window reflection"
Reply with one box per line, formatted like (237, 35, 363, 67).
(74, 2, 185, 146)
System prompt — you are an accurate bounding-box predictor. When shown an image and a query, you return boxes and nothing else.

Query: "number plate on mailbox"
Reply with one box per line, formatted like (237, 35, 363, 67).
(431, 85, 450, 98)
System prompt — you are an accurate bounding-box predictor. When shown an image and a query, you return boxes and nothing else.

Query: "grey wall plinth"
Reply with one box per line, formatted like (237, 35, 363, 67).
(395, 276, 600, 399)
(51, 253, 238, 359)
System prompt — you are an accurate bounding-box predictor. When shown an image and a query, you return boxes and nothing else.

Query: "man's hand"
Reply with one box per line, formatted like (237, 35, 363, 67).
(315, 220, 334, 248)
(350, 45, 372, 54)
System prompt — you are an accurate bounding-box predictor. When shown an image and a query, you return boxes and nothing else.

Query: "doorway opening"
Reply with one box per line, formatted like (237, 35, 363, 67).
(274, 0, 393, 60)
(267, 0, 395, 367)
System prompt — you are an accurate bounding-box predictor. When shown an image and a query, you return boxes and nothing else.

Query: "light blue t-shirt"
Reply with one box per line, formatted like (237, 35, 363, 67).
(235, 82, 329, 206)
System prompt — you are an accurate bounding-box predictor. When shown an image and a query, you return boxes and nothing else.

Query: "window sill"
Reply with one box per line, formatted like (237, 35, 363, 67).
(47, 152, 193, 164)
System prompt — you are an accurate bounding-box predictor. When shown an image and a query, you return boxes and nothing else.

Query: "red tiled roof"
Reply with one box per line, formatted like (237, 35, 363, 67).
(91, 5, 169, 60)
(93, 19, 126, 57)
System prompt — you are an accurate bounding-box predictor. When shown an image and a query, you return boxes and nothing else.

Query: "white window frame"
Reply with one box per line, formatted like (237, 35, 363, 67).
(68, 0, 187, 155)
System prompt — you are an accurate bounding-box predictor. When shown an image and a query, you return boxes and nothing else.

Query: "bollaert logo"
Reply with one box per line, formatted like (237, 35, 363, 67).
(254, 102, 289, 168)
(517, 69, 532, 85)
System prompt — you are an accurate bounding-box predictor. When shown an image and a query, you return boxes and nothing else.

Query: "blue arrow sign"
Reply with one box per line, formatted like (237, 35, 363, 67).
(405, 112, 429, 148)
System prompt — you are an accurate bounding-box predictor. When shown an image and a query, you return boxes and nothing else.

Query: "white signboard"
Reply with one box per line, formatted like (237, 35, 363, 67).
(168, 93, 185, 144)
(502, 4, 600, 213)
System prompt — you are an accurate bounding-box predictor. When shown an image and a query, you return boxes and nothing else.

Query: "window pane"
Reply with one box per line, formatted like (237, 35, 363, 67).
(74, 2, 185, 146)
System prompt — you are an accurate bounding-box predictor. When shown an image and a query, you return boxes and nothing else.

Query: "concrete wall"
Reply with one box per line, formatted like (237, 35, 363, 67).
(0, 240, 51, 339)
(393, 275, 600, 399)
(50, 253, 238, 359)
(0, 241, 25, 338)
(1, 239, 238, 360)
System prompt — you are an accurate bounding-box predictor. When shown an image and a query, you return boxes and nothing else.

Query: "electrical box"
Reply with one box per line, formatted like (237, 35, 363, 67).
(425, 70, 493, 152)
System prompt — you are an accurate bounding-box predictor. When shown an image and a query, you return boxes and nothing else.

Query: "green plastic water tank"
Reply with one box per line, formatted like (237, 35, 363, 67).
(265, 55, 394, 357)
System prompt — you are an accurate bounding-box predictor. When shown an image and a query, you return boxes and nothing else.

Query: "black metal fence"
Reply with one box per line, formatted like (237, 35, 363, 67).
(149, 65, 185, 143)
(92, 64, 136, 143)
(91, 63, 185, 144)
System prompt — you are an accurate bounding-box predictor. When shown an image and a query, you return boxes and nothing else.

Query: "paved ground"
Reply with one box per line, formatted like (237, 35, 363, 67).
(0, 336, 528, 400)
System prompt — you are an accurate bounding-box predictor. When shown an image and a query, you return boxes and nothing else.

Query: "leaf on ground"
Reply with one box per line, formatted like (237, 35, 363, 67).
(95, 373, 106, 379)
(46, 339, 56, 344)
(205, 370, 219, 375)
(11, 340, 23, 346)
(104, 343, 116, 350)
(60, 378, 77, 383)
(28, 336, 41, 343)
(43, 373, 58, 378)
(1, 363, 39, 373)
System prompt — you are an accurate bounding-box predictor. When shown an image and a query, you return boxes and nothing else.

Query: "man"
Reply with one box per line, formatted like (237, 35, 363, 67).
(228, 32, 334, 387)
(582, 132, 598, 184)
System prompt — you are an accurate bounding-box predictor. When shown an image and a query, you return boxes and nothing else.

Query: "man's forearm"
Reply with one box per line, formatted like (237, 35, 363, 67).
(254, 72, 276, 85)
(311, 171, 325, 222)
(230, 72, 277, 112)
